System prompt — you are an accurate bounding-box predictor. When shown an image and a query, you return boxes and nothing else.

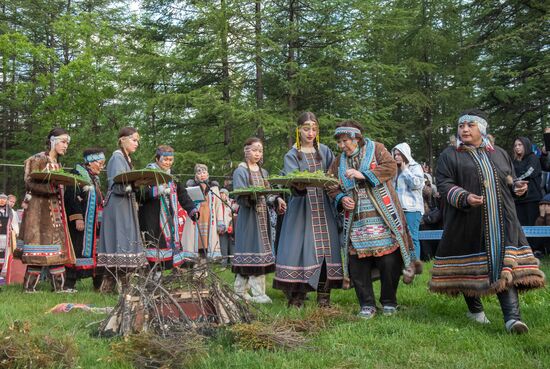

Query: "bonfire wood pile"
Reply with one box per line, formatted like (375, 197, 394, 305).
(98, 264, 254, 337)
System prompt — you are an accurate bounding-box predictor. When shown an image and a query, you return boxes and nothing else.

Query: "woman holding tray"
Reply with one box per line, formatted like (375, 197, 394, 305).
(327, 120, 421, 319)
(18, 128, 75, 292)
(97, 127, 147, 292)
(138, 145, 198, 271)
(232, 137, 286, 303)
(273, 112, 342, 308)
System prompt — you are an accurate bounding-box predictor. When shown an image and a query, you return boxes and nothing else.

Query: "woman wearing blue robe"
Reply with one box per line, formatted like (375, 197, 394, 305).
(97, 127, 147, 292)
(273, 112, 342, 307)
(232, 137, 286, 304)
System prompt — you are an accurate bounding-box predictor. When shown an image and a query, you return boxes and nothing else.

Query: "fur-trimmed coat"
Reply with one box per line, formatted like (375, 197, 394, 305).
(18, 152, 75, 265)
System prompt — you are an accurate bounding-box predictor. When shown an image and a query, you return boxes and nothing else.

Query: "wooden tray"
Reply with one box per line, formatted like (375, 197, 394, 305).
(113, 169, 173, 186)
(268, 176, 339, 188)
(30, 171, 90, 187)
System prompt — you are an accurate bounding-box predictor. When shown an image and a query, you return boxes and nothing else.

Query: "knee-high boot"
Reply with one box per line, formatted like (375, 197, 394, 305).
(498, 287, 528, 334)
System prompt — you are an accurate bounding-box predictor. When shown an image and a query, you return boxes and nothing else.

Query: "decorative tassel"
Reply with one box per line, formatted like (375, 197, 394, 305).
(295, 127, 301, 150)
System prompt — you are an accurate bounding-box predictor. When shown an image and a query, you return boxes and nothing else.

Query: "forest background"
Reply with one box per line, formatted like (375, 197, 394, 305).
(1, 0, 548, 196)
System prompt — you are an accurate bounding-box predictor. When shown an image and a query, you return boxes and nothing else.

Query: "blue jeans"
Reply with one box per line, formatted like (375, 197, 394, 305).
(405, 211, 422, 260)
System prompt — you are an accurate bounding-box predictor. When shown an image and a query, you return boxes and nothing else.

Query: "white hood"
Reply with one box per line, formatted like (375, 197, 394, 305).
(392, 142, 416, 165)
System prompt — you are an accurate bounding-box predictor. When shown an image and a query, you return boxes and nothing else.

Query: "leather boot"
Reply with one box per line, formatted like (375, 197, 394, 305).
(287, 292, 306, 308)
(99, 274, 117, 294)
(316, 281, 331, 308)
(497, 286, 521, 322)
(317, 292, 331, 308)
(497, 286, 528, 333)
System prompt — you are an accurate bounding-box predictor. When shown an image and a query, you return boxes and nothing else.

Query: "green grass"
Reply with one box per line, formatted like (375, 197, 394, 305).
(1, 260, 549, 369)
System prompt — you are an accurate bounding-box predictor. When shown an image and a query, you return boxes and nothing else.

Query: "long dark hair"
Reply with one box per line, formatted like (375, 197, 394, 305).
(296, 111, 322, 161)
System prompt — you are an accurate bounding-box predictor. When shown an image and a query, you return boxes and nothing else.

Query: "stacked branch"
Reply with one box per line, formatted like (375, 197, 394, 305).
(98, 263, 254, 337)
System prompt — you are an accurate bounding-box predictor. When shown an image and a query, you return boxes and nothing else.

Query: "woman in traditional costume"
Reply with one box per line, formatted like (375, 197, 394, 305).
(185, 164, 224, 260)
(328, 121, 419, 318)
(63, 148, 106, 292)
(97, 127, 147, 291)
(232, 137, 286, 303)
(139, 145, 198, 270)
(274, 112, 342, 308)
(18, 128, 74, 292)
(0, 193, 17, 286)
(430, 109, 545, 333)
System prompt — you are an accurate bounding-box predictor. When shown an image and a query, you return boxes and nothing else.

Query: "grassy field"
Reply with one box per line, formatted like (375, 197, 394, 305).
(1, 260, 549, 369)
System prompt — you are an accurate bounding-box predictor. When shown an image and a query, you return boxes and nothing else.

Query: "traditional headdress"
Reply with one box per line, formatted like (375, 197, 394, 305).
(50, 134, 71, 148)
(458, 114, 488, 135)
(296, 120, 320, 151)
(333, 126, 362, 139)
(84, 152, 105, 164)
(156, 148, 174, 157)
(456, 113, 493, 151)
(244, 140, 263, 165)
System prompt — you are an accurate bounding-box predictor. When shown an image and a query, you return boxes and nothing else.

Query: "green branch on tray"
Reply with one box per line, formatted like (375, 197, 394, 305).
(268, 170, 339, 186)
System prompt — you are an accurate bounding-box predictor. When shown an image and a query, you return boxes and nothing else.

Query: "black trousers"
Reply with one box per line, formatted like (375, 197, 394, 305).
(348, 249, 402, 308)
(464, 286, 521, 322)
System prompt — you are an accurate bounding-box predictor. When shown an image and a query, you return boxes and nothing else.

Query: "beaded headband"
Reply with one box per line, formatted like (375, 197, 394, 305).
(156, 149, 174, 157)
(334, 127, 361, 138)
(458, 114, 488, 134)
(84, 152, 105, 164)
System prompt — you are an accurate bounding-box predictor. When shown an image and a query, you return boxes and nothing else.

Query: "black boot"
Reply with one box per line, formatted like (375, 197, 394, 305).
(287, 292, 306, 308)
(498, 287, 528, 334)
(316, 281, 331, 308)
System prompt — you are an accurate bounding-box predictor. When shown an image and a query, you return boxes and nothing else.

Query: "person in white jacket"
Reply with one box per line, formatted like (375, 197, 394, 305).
(392, 143, 425, 259)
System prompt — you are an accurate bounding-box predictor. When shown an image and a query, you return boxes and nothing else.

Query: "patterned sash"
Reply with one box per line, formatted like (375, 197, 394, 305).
(465, 147, 504, 283)
(304, 153, 331, 263)
(75, 165, 99, 258)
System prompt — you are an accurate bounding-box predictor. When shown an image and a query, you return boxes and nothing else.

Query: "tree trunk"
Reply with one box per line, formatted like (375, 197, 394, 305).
(63, 0, 72, 65)
(254, 0, 264, 139)
(221, 0, 231, 148)
(287, 0, 297, 147)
